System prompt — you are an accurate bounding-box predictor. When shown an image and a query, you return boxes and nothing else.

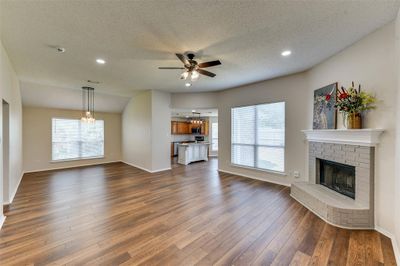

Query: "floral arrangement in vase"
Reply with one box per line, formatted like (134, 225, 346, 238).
(333, 82, 377, 129)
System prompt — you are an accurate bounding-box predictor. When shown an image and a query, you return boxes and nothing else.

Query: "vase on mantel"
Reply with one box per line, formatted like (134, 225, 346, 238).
(345, 113, 362, 129)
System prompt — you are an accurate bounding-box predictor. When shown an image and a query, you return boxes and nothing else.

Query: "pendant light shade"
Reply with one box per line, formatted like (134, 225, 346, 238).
(81, 86, 96, 123)
(190, 112, 203, 124)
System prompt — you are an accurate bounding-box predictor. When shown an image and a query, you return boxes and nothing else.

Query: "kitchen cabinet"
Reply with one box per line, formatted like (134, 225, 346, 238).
(201, 121, 209, 135)
(171, 121, 190, 134)
(171, 120, 209, 135)
(171, 121, 178, 134)
(178, 143, 209, 165)
(177, 122, 189, 134)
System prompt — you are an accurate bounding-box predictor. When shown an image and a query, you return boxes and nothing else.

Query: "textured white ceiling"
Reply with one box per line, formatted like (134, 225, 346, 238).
(21, 81, 130, 113)
(1, 1, 399, 99)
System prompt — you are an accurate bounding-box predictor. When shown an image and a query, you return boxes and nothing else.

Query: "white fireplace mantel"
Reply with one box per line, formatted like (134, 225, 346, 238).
(302, 129, 385, 146)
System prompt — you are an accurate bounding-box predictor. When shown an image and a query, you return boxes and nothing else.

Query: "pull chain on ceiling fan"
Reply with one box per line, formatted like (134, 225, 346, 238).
(158, 53, 221, 83)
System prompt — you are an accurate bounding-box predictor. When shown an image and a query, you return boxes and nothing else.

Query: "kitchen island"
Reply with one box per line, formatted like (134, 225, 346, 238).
(178, 142, 209, 165)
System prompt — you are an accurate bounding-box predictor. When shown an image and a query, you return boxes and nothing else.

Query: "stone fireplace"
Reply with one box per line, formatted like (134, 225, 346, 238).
(291, 129, 383, 229)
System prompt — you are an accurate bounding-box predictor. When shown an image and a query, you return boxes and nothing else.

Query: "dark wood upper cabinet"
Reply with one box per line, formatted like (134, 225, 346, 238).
(171, 121, 190, 134)
(171, 121, 178, 134)
(171, 120, 209, 135)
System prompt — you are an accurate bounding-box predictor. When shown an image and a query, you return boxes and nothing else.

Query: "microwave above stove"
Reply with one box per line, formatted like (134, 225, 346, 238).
(191, 127, 201, 134)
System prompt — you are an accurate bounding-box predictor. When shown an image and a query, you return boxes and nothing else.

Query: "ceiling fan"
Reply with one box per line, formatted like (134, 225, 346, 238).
(158, 53, 221, 82)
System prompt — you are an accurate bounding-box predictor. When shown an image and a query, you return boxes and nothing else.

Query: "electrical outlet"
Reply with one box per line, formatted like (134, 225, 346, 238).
(293, 171, 300, 178)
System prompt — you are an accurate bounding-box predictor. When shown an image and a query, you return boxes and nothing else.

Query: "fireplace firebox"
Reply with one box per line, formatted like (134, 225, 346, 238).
(317, 159, 356, 199)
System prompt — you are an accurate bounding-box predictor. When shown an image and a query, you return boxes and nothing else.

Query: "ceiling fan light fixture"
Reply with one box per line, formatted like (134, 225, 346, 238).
(158, 53, 221, 81)
(180, 71, 189, 80)
(191, 70, 200, 81)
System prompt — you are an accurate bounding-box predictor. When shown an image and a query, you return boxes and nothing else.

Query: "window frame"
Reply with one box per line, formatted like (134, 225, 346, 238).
(211, 122, 218, 151)
(51, 117, 105, 162)
(230, 101, 286, 174)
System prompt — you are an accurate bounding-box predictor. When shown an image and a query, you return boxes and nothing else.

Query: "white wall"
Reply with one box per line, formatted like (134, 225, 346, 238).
(0, 42, 23, 213)
(2, 101, 9, 202)
(308, 22, 397, 237)
(122, 90, 152, 171)
(394, 9, 400, 263)
(151, 90, 171, 171)
(170, 21, 399, 255)
(171, 92, 218, 109)
(122, 90, 171, 172)
(218, 72, 309, 186)
(23, 107, 122, 172)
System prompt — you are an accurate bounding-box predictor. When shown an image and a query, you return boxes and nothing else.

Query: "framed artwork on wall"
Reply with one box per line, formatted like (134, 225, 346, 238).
(313, 82, 337, 129)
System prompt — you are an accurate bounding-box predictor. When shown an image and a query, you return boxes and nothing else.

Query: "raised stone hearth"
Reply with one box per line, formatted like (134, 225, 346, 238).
(291, 129, 383, 229)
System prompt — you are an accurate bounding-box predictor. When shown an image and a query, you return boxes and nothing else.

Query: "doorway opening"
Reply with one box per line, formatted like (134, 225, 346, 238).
(2, 100, 10, 212)
(170, 108, 218, 165)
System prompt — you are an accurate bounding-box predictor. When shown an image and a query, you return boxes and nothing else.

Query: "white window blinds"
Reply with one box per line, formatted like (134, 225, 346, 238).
(52, 118, 104, 161)
(231, 102, 285, 172)
(211, 122, 218, 151)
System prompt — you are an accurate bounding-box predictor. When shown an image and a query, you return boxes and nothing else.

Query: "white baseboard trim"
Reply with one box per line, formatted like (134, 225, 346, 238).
(23, 160, 121, 174)
(151, 167, 172, 173)
(218, 168, 290, 187)
(4, 171, 24, 205)
(375, 226, 400, 265)
(0, 215, 5, 230)
(121, 161, 153, 173)
(121, 161, 171, 173)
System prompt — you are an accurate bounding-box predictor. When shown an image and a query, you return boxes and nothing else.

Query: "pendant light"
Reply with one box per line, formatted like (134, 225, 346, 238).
(81, 86, 96, 123)
(190, 112, 203, 124)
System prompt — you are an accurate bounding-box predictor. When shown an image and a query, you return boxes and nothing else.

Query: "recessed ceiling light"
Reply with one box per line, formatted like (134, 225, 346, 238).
(192, 109, 196, 112)
(185, 115, 189, 118)
(185, 82, 192, 87)
(96, 58, 106, 64)
(281, 50, 292, 57)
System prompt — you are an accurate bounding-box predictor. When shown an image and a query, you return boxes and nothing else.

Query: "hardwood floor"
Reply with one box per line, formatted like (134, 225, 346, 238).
(0, 159, 397, 265)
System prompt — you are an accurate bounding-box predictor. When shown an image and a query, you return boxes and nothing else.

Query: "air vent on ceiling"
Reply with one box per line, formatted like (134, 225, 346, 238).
(87, 80, 101, 84)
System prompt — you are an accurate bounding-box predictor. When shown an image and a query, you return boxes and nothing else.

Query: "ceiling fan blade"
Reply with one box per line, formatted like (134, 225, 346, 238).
(198, 69, 216, 77)
(175, 53, 188, 65)
(198, 60, 221, 68)
(158, 67, 185, 69)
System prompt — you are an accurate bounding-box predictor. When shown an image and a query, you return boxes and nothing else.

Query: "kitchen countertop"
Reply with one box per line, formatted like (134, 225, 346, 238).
(178, 142, 210, 146)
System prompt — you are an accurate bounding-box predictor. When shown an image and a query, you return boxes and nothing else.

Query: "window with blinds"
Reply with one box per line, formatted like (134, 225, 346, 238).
(52, 118, 104, 161)
(211, 122, 218, 151)
(231, 102, 285, 172)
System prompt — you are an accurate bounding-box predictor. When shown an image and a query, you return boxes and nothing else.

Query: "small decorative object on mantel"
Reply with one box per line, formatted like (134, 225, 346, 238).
(313, 83, 337, 129)
(334, 82, 377, 129)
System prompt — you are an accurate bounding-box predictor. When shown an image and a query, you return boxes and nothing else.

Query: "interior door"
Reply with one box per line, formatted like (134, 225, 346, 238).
(2, 100, 10, 213)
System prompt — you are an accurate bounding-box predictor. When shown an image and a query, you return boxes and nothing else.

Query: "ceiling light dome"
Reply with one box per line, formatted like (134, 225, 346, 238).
(191, 70, 200, 81)
(281, 50, 292, 57)
(181, 71, 189, 80)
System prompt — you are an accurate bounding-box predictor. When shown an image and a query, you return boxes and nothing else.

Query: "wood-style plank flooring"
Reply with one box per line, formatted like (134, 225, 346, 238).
(0, 159, 397, 265)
